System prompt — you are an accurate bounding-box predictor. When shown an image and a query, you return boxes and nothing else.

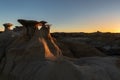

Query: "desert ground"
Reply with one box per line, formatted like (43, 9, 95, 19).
(0, 19, 120, 80)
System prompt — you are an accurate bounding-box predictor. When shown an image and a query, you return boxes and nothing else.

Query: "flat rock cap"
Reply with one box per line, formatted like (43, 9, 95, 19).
(39, 21, 48, 24)
(18, 19, 40, 26)
(3, 23, 13, 27)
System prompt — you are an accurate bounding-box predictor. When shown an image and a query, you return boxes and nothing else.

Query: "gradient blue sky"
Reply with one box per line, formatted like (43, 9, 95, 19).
(0, 0, 120, 32)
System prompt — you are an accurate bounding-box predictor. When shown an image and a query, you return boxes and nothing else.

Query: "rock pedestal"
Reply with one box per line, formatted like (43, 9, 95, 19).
(2, 19, 62, 75)
(3, 23, 13, 32)
(18, 19, 41, 39)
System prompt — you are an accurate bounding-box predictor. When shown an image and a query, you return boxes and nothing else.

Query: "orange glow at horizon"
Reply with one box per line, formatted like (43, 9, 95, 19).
(51, 17, 120, 33)
(51, 24, 120, 33)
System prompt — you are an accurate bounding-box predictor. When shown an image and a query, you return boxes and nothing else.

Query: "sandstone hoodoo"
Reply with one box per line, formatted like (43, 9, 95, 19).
(0, 19, 120, 80)
(3, 23, 13, 32)
(2, 19, 62, 75)
(18, 19, 41, 39)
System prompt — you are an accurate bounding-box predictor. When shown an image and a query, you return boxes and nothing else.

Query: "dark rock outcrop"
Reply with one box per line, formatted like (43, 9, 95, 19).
(0, 23, 19, 73)
(57, 38, 105, 58)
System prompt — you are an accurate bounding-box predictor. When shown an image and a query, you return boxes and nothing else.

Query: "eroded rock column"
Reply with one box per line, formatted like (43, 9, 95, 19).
(3, 23, 13, 32)
(18, 19, 41, 39)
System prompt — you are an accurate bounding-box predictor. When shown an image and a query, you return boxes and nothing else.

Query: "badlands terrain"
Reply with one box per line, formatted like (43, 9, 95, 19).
(0, 19, 120, 80)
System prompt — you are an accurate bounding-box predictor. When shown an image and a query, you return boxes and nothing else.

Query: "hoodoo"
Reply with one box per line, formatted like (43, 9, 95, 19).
(18, 19, 41, 39)
(3, 23, 13, 32)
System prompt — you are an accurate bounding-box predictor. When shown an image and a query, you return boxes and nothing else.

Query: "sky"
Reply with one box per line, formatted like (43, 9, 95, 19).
(0, 0, 120, 32)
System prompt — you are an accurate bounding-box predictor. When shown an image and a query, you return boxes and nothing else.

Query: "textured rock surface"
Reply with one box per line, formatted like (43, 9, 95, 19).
(2, 19, 62, 75)
(58, 39, 105, 58)
(1, 57, 120, 80)
(0, 19, 120, 80)
(0, 23, 21, 73)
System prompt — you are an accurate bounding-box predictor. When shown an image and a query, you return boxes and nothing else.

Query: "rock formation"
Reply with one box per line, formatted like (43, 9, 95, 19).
(0, 19, 120, 80)
(59, 40, 105, 58)
(0, 23, 14, 60)
(13, 26, 24, 32)
(18, 19, 41, 39)
(0, 23, 19, 73)
(3, 23, 13, 32)
(55, 37, 105, 58)
(2, 19, 62, 75)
